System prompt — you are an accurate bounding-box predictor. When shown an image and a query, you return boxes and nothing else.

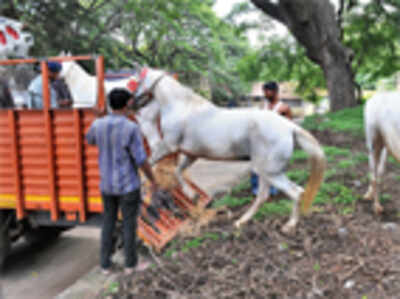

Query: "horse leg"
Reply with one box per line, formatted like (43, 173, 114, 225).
(267, 173, 304, 235)
(149, 141, 172, 166)
(176, 155, 198, 200)
(368, 135, 384, 213)
(235, 175, 269, 228)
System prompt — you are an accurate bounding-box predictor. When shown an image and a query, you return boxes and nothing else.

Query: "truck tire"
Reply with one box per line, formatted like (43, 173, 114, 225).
(0, 212, 11, 269)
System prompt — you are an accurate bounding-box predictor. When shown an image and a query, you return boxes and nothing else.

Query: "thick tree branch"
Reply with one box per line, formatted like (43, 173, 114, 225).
(250, 0, 286, 24)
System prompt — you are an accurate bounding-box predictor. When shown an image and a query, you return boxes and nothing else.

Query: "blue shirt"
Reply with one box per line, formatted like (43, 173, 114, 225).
(86, 114, 147, 195)
(27, 75, 58, 109)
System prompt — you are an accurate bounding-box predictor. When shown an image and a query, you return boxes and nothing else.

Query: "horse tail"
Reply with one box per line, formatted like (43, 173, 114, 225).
(294, 126, 326, 214)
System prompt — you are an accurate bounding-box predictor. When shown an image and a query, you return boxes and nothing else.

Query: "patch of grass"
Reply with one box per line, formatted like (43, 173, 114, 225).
(340, 207, 354, 215)
(212, 195, 252, 209)
(291, 149, 308, 162)
(388, 156, 400, 167)
(325, 169, 338, 180)
(395, 175, 400, 182)
(181, 232, 221, 252)
(314, 182, 357, 206)
(107, 282, 119, 294)
(353, 152, 369, 164)
(381, 193, 391, 202)
(302, 106, 364, 136)
(231, 179, 251, 193)
(255, 200, 292, 219)
(287, 169, 309, 184)
(337, 159, 357, 169)
(323, 146, 351, 162)
(313, 262, 321, 272)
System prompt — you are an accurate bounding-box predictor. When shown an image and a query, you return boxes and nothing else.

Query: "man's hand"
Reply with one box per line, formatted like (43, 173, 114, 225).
(140, 161, 159, 191)
(93, 107, 107, 117)
(150, 182, 160, 194)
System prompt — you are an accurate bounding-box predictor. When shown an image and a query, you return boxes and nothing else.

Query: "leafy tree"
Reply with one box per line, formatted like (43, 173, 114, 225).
(1, 0, 252, 104)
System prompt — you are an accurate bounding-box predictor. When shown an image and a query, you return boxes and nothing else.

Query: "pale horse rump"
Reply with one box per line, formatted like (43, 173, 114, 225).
(135, 68, 326, 234)
(363, 92, 400, 213)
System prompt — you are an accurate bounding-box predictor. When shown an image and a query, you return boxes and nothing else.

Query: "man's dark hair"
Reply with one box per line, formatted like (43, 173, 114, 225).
(263, 81, 279, 92)
(108, 88, 132, 110)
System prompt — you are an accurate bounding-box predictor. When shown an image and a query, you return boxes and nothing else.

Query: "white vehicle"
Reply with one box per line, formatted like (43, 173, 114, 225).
(0, 16, 33, 58)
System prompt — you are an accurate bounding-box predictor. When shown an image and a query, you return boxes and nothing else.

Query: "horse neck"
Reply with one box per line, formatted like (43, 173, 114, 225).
(155, 74, 215, 112)
(65, 63, 97, 103)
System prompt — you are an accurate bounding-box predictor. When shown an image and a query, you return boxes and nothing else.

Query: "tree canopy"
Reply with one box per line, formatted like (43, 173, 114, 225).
(0, 0, 252, 103)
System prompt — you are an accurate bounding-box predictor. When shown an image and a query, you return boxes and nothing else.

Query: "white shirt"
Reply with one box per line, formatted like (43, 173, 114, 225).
(27, 75, 58, 109)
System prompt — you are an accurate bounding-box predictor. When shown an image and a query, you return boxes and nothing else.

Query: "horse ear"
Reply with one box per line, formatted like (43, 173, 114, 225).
(59, 50, 65, 56)
(131, 62, 142, 75)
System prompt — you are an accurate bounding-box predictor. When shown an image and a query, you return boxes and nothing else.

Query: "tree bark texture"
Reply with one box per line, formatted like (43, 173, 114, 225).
(251, 0, 357, 111)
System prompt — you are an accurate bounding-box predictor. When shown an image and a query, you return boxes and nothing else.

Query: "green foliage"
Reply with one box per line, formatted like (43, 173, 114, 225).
(303, 106, 364, 136)
(236, 36, 325, 103)
(291, 150, 308, 162)
(212, 195, 252, 209)
(255, 200, 292, 219)
(337, 159, 357, 169)
(389, 156, 400, 167)
(314, 182, 357, 206)
(323, 146, 351, 162)
(4, 0, 252, 103)
(231, 179, 251, 193)
(287, 169, 309, 185)
(181, 232, 220, 252)
(343, 1, 400, 89)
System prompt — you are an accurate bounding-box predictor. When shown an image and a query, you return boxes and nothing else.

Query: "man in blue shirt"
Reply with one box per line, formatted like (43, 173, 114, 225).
(26, 61, 61, 109)
(86, 88, 159, 275)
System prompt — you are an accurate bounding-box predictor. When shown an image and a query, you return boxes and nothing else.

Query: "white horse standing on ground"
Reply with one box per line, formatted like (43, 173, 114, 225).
(363, 92, 400, 213)
(134, 68, 326, 234)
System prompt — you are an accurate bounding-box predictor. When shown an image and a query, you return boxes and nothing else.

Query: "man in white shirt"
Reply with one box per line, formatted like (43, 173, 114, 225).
(251, 81, 292, 196)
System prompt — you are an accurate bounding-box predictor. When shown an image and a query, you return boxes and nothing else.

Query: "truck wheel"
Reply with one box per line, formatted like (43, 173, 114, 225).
(0, 212, 11, 269)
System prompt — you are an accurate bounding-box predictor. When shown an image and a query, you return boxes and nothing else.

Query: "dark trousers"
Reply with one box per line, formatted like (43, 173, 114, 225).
(101, 189, 141, 269)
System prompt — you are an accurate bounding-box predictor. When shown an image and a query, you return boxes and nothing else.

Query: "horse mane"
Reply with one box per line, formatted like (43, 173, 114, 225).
(153, 70, 212, 107)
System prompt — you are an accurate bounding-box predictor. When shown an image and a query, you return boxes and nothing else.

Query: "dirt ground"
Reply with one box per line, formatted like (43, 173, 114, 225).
(97, 130, 400, 299)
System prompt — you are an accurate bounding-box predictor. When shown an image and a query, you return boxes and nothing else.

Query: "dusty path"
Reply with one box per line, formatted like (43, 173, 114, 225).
(1, 160, 250, 299)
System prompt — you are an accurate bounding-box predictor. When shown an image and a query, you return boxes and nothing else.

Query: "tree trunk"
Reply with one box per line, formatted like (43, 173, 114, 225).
(251, 0, 357, 111)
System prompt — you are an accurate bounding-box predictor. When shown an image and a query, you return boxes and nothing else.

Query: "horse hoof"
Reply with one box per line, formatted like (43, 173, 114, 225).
(234, 220, 243, 229)
(281, 224, 296, 235)
(363, 193, 373, 201)
(374, 204, 384, 214)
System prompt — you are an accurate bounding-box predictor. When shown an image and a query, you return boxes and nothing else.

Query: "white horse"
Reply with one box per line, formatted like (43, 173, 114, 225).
(363, 92, 400, 213)
(59, 59, 162, 151)
(134, 68, 326, 234)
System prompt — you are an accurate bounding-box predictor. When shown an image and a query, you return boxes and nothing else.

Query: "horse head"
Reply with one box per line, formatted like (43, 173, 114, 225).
(134, 67, 166, 110)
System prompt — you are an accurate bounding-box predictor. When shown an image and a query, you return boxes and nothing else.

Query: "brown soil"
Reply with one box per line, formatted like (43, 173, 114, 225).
(98, 130, 400, 299)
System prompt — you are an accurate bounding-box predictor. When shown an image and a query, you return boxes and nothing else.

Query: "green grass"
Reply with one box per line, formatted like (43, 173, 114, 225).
(337, 159, 357, 169)
(212, 195, 252, 209)
(389, 156, 400, 167)
(323, 146, 351, 162)
(291, 149, 308, 162)
(255, 200, 292, 219)
(231, 179, 251, 193)
(287, 169, 309, 184)
(314, 182, 358, 206)
(302, 106, 364, 136)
